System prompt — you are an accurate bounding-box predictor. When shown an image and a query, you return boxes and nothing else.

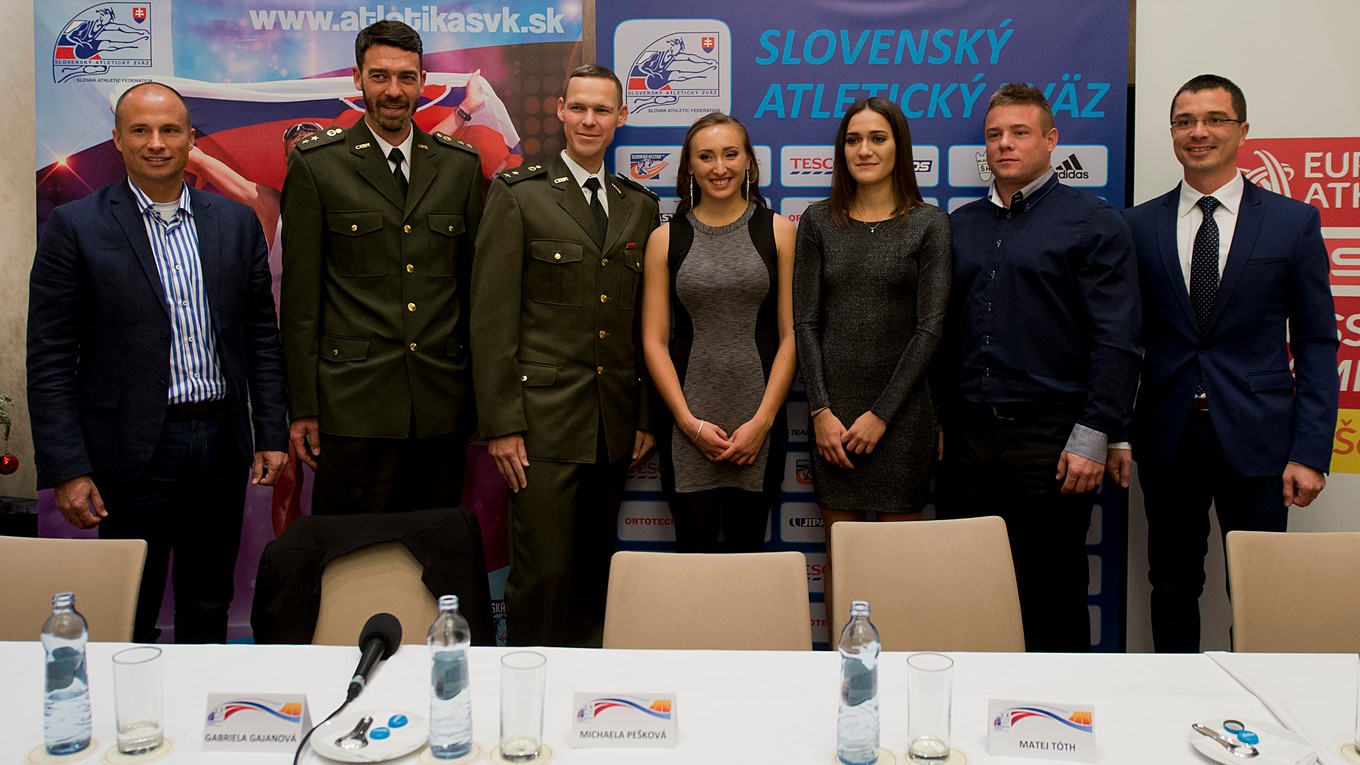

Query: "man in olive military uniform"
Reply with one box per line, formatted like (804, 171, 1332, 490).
(281, 20, 482, 514)
(471, 64, 659, 647)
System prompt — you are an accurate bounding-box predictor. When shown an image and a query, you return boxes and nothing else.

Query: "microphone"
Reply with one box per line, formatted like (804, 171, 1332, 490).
(347, 613, 402, 701)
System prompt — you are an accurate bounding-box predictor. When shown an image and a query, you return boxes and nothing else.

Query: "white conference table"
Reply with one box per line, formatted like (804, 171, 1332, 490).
(0, 643, 1354, 764)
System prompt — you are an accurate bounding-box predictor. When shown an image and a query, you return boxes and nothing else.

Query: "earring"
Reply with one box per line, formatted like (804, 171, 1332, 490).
(689, 174, 695, 206)
(744, 170, 751, 200)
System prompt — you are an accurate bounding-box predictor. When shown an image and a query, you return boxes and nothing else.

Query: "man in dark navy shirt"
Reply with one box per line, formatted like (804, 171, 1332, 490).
(936, 84, 1141, 652)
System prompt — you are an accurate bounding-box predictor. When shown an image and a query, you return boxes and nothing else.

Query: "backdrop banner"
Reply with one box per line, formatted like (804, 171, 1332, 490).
(34, 0, 583, 643)
(597, 0, 1130, 649)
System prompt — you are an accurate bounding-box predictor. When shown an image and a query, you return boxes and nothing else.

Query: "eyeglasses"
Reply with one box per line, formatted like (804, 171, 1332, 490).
(1170, 117, 1244, 132)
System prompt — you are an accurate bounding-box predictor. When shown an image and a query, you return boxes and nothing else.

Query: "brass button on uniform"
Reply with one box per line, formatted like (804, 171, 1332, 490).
(447, 225, 455, 232)
(520, 375, 528, 382)
(350, 224, 358, 232)
(598, 330, 608, 339)
(407, 302, 417, 312)
(599, 294, 608, 303)
(403, 224, 412, 234)
(409, 342, 418, 351)
(406, 264, 414, 273)
(553, 252, 562, 260)
(601, 258, 610, 266)
(331, 348, 339, 356)
(596, 366, 604, 375)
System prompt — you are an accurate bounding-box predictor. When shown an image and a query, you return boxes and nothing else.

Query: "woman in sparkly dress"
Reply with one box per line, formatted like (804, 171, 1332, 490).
(793, 97, 951, 620)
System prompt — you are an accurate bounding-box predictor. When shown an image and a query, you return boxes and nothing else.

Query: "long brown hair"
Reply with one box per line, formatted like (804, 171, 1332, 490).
(826, 97, 922, 227)
(674, 112, 768, 218)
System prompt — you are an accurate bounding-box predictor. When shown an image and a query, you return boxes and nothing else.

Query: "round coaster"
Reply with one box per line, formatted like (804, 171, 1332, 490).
(831, 747, 898, 764)
(103, 737, 174, 763)
(1339, 743, 1360, 764)
(487, 743, 554, 764)
(418, 741, 483, 764)
(26, 739, 100, 765)
(901, 748, 967, 765)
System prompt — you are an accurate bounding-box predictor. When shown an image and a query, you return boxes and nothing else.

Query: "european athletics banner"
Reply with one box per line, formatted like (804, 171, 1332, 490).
(599, 0, 1129, 649)
(35, 0, 583, 643)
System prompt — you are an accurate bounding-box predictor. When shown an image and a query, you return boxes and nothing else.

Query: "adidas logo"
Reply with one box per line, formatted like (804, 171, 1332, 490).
(1055, 153, 1090, 180)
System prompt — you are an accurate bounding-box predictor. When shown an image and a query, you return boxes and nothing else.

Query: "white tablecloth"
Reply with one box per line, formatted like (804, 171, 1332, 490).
(0, 643, 1353, 764)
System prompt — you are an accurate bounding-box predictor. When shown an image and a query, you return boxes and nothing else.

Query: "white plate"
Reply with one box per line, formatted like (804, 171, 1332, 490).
(312, 709, 429, 763)
(1189, 718, 1317, 765)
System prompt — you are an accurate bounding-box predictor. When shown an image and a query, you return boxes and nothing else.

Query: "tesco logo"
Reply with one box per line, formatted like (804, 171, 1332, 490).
(781, 145, 835, 187)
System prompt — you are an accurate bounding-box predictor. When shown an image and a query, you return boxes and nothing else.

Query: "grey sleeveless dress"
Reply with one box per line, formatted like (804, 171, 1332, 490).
(670, 203, 771, 493)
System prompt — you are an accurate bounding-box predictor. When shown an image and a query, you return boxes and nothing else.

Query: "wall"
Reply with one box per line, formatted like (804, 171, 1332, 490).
(1, 1, 37, 497)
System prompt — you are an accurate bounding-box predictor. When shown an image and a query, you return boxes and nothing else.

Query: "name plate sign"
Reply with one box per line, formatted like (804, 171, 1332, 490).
(570, 692, 677, 748)
(202, 693, 311, 752)
(987, 699, 1096, 762)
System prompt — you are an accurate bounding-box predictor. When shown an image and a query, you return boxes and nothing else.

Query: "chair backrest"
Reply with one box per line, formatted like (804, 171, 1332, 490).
(314, 542, 438, 646)
(829, 517, 1025, 652)
(603, 551, 812, 650)
(0, 535, 147, 642)
(1226, 530, 1360, 652)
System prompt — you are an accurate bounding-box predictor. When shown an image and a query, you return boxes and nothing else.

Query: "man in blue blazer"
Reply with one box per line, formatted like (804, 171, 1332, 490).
(1109, 74, 1338, 652)
(27, 82, 288, 643)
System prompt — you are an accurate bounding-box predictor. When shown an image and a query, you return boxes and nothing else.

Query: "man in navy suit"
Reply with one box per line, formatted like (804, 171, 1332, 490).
(27, 82, 289, 643)
(1109, 74, 1338, 652)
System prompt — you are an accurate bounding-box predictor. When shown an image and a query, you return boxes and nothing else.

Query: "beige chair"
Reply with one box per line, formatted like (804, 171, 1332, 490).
(0, 535, 147, 642)
(1226, 530, 1360, 652)
(603, 551, 812, 650)
(312, 542, 439, 646)
(829, 517, 1025, 651)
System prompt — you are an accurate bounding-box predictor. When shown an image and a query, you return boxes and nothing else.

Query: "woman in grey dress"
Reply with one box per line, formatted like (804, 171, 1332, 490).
(642, 113, 798, 553)
(793, 97, 951, 618)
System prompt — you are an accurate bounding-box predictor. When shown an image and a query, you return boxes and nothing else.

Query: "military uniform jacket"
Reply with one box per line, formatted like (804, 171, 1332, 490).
(471, 154, 659, 463)
(280, 121, 482, 438)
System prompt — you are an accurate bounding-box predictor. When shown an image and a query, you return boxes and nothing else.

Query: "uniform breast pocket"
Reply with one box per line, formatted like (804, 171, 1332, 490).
(327, 211, 387, 277)
(619, 251, 643, 310)
(528, 240, 583, 306)
(427, 213, 465, 278)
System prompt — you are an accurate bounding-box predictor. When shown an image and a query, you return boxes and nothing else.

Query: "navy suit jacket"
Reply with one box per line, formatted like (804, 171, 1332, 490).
(27, 181, 289, 490)
(1124, 178, 1337, 476)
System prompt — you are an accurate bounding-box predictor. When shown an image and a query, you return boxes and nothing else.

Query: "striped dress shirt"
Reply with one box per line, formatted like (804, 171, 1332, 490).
(128, 181, 227, 404)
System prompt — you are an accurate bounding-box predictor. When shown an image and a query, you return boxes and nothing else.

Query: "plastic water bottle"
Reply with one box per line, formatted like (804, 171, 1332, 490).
(837, 600, 880, 765)
(429, 594, 473, 758)
(42, 592, 92, 755)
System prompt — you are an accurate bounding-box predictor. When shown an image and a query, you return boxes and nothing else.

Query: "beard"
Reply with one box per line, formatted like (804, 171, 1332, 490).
(367, 97, 415, 135)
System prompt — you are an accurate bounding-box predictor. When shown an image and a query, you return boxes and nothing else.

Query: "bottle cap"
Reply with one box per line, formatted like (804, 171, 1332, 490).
(438, 594, 460, 611)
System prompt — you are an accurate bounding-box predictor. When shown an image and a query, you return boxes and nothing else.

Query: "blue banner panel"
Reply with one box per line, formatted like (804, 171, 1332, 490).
(600, 0, 1129, 650)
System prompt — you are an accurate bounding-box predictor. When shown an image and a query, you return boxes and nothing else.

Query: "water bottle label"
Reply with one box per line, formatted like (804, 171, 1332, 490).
(45, 647, 85, 691)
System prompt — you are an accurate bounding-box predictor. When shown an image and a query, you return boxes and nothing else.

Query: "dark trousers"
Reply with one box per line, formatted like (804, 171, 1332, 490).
(505, 434, 628, 648)
(98, 414, 246, 644)
(938, 404, 1094, 652)
(668, 488, 770, 553)
(313, 430, 467, 515)
(1139, 409, 1285, 653)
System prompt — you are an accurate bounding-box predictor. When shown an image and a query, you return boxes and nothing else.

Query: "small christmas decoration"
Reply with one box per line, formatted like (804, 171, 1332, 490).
(0, 394, 17, 475)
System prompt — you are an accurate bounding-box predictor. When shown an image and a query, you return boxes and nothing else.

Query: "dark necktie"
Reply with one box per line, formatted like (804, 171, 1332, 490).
(1189, 195, 1221, 331)
(388, 148, 409, 198)
(1189, 195, 1221, 397)
(583, 177, 608, 240)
